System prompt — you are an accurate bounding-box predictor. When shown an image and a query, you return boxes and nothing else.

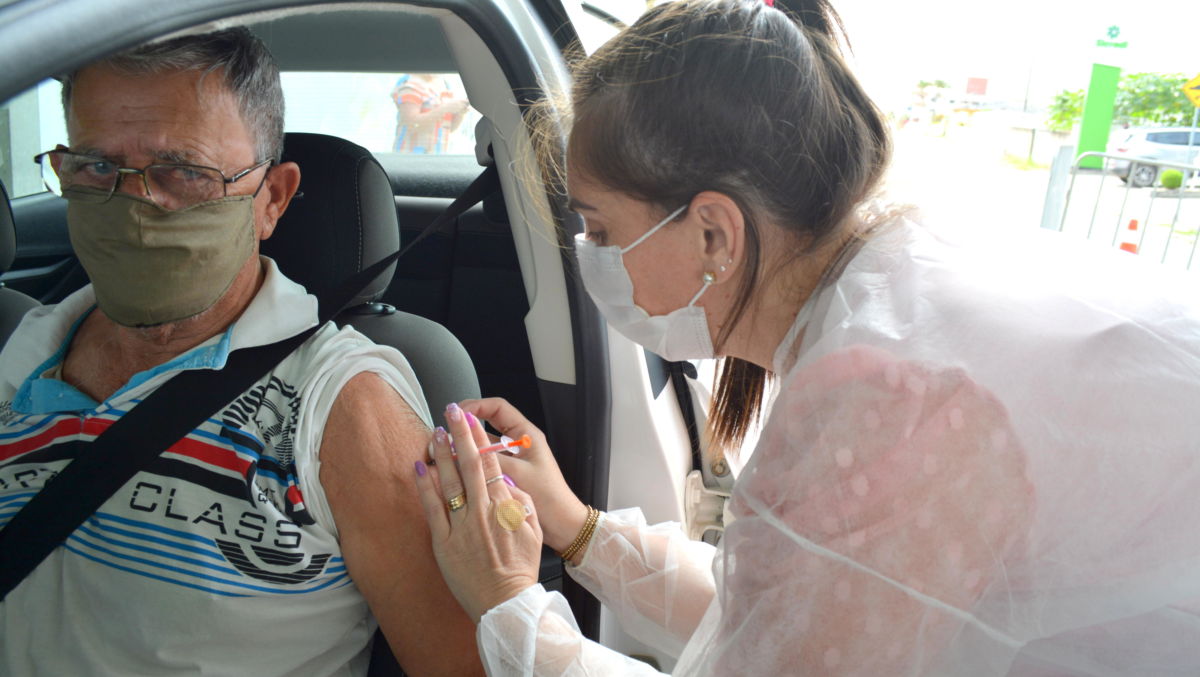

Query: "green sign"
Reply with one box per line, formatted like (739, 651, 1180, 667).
(1097, 25, 1127, 48)
(1078, 63, 1121, 170)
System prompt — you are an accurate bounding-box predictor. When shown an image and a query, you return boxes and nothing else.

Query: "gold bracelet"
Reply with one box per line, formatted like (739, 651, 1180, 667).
(559, 506, 600, 562)
(559, 506, 598, 561)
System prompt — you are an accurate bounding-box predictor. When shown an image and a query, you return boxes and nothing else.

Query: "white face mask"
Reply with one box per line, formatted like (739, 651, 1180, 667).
(574, 205, 715, 361)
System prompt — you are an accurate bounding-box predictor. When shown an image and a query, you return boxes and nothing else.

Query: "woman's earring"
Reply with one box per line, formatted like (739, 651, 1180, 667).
(718, 265, 727, 273)
(702, 271, 717, 284)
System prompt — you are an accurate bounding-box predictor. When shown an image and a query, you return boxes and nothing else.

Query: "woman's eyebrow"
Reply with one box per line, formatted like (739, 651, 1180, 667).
(567, 197, 597, 212)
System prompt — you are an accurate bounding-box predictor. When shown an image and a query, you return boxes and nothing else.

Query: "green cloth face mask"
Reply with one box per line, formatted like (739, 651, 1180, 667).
(66, 190, 257, 327)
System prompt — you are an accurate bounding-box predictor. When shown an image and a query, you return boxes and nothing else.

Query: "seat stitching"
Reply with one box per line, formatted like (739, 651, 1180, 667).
(353, 154, 364, 282)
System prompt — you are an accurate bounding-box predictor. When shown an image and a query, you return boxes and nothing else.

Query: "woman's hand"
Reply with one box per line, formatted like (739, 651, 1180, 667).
(413, 402, 542, 623)
(460, 398, 591, 558)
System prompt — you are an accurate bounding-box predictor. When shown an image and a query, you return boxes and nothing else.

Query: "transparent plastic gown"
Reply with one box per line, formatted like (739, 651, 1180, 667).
(477, 215, 1200, 675)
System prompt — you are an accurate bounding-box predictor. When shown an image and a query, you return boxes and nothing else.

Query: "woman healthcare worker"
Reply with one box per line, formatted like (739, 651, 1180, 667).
(411, 0, 1200, 674)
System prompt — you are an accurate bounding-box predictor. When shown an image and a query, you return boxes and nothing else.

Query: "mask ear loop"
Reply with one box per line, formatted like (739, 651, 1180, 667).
(620, 204, 690, 254)
(687, 271, 716, 307)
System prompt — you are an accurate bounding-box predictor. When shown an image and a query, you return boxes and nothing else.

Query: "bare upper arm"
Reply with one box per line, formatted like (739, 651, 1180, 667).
(319, 372, 484, 677)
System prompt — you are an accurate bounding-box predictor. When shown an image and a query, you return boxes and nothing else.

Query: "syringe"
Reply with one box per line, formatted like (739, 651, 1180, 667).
(430, 434, 531, 464)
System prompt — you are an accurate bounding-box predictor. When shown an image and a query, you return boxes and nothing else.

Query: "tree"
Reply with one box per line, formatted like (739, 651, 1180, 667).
(1046, 72, 1193, 132)
(1047, 88, 1084, 133)
(915, 79, 950, 104)
(1114, 73, 1193, 126)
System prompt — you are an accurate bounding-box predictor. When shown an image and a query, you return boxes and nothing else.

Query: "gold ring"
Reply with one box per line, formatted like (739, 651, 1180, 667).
(447, 492, 467, 512)
(495, 499, 530, 531)
(485, 475, 505, 485)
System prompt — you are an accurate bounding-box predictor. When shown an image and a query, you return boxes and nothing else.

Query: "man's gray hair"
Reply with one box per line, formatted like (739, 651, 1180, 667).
(61, 28, 285, 163)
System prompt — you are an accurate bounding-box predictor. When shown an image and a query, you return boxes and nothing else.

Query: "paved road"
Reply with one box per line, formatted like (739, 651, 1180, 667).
(885, 119, 1200, 274)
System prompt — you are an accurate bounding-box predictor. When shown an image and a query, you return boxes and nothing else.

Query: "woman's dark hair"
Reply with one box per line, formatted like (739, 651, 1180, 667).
(558, 0, 890, 452)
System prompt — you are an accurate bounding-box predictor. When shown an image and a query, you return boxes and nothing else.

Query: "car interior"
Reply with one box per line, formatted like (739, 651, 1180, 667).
(0, 1, 704, 673)
(0, 181, 40, 343)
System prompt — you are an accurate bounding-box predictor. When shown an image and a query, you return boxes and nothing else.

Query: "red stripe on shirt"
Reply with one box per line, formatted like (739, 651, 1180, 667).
(0, 417, 115, 462)
(166, 436, 253, 477)
(2, 416, 250, 480)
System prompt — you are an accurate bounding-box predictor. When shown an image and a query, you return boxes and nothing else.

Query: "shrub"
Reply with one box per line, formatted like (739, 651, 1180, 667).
(1161, 169, 1184, 190)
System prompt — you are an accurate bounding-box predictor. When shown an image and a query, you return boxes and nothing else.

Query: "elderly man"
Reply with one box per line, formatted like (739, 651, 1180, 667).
(0, 29, 483, 676)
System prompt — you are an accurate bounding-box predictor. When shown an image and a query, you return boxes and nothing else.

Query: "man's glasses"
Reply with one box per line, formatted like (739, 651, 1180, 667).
(34, 150, 272, 210)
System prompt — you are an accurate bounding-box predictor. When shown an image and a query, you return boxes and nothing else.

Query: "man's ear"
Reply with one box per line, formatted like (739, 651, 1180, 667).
(257, 161, 301, 241)
(690, 190, 744, 283)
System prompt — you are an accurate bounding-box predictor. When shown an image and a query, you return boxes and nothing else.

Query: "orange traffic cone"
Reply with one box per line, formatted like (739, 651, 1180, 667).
(1119, 219, 1140, 254)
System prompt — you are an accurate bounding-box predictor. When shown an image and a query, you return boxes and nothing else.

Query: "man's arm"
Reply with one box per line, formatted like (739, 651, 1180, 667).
(320, 372, 484, 676)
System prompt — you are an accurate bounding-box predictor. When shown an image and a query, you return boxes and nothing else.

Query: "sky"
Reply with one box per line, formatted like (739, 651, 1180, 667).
(582, 0, 1200, 116)
(835, 0, 1200, 114)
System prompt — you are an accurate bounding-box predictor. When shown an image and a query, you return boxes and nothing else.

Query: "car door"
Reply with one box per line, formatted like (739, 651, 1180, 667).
(0, 1, 707, 671)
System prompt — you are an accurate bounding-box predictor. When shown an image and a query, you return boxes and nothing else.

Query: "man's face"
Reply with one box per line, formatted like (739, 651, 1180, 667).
(66, 64, 272, 233)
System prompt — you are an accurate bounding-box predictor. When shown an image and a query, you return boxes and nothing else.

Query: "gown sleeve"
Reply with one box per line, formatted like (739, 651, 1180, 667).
(476, 509, 719, 675)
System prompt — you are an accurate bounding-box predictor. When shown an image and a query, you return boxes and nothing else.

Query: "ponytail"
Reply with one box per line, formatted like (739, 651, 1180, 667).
(773, 0, 845, 45)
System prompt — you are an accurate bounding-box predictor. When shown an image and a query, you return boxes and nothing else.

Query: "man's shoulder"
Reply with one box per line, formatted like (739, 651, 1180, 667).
(279, 320, 430, 426)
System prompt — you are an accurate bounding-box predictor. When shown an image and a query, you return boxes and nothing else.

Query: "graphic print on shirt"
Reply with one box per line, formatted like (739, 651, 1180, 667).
(0, 373, 345, 597)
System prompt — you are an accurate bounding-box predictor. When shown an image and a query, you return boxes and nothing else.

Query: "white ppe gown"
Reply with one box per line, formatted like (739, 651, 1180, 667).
(477, 214, 1200, 675)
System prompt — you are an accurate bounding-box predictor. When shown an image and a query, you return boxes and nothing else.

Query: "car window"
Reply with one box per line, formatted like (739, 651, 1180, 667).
(1150, 131, 1188, 145)
(0, 79, 68, 198)
(0, 72, 479, 202)
(1166, 131, 1200, 146)
(281, 71, 479, 155)
(564, 0, 644, 52)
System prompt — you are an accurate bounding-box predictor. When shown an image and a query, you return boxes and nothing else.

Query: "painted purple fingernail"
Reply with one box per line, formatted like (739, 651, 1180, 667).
(434, 427, 448, 444)
(445, 402, 463, 423)
(415, 461, 427, 477)
(502, 474, 516, 488)
(466, 411, 478, 427)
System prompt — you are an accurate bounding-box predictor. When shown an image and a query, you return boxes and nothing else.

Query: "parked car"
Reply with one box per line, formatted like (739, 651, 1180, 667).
(0, 0, 707, 673)
(1108, 126, 1200, 187)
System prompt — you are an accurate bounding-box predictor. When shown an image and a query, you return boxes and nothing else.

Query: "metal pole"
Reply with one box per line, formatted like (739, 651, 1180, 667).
(1142, 188, 1156, 257)
(1086, 166, 1107, 240)
(1112, 157, 1135, 247)
(1187, 107, 1200, 269)
(1188, 107, 1199, 171)
(1165, 108, 1200, 264)
(1164, 167, 1187, 263)
(1059, 155, 1083, 232)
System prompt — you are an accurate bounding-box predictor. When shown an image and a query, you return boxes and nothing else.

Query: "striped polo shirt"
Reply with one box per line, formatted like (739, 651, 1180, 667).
(0, 258, 431, 676)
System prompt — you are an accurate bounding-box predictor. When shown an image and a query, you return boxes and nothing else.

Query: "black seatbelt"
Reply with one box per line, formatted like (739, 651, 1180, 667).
(0, 164, 500, 601)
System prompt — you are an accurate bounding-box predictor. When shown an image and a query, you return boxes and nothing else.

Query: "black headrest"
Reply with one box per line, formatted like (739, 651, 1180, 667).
(263, 133, 399, 307)
(0, 180, 15, 274)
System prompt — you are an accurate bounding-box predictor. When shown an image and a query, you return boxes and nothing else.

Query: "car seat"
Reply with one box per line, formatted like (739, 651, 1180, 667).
(263, 132, 481, 677)
(264, 132, 481, 418)
(0, 180, 40, 349)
